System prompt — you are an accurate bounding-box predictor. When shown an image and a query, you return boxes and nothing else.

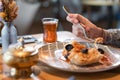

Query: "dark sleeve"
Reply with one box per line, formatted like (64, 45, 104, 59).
(104, 29, 120, 48)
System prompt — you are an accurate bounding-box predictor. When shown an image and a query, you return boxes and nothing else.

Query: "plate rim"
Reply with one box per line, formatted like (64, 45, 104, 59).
(37, 42, 120, 73)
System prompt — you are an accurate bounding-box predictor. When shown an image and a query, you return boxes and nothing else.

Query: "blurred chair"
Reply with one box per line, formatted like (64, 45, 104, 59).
(14, 0, 41, 35)
(81, 0, 120, 29)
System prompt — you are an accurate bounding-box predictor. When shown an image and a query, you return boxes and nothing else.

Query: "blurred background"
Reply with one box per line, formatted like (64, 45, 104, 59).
(14, 0, 120, 35)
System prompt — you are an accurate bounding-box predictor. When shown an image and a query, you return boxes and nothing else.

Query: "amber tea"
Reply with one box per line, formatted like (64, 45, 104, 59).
(42, 18, 58, 43)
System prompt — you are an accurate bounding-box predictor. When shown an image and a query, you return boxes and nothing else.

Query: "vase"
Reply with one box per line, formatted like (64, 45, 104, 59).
(1, 21, 17, 53)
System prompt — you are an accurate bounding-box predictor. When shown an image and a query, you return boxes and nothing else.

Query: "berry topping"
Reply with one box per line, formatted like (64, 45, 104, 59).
(64, 53, 70, 59)
(65, 44, 74, 51)
(81, 48, 88, 54)
(98, 48, 104, 54)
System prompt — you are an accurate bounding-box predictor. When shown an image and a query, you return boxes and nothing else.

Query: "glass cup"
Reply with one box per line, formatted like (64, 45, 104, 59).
(42, 18, 58, 43)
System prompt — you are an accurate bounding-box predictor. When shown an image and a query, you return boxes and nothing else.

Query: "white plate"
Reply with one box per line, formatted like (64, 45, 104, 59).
(37, 42, 120, 73)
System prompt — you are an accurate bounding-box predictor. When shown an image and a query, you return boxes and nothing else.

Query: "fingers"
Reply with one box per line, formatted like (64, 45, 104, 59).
(66, 13, 89, 25)
(77, 14, 89, 25)
(66, 13, 97, 31)
(66, 13, 79, 24)
(66, 13, 90, 31)
(80, 23, 90, 31)
(77, 14, 98, 30)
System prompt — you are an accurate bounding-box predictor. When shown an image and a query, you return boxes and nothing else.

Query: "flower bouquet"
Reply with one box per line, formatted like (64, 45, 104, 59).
(0, 0, 19, 53)
(0, 0, 18, 22)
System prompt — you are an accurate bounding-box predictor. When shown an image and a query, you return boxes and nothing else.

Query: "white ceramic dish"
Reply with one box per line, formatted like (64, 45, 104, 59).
(37, 42, 120, 73)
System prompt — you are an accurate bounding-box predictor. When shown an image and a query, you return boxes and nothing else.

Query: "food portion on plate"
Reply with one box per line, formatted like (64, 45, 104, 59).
(38, 40, 120, 72)
(62, 41, 112, 66)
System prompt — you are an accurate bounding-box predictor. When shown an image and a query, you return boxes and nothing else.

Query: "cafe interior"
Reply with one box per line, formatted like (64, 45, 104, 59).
(14, 0, 120, 35)
(1, 0, 120, 80)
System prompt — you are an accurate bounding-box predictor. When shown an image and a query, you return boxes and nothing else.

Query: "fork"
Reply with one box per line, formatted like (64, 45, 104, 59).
(63, 5, 93, 47)
(63, 5, 70, 14)
(62, 5, 92, 42)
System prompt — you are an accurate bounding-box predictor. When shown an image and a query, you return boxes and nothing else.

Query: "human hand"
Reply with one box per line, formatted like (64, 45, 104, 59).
(66, 13, 98, 31)
(66, 13, 103, 39)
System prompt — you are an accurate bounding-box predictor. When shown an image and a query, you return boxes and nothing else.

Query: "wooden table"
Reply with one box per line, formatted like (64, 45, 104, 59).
(0, 31, 120, 80)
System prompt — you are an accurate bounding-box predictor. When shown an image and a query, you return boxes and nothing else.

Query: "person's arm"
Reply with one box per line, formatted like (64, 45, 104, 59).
(67, 13, 104, 39)
(66, 13, 120, 47)
(103, 29, 120, 48)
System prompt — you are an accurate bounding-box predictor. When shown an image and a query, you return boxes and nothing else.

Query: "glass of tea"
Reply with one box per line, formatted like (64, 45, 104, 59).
(42, 18, 58, 43)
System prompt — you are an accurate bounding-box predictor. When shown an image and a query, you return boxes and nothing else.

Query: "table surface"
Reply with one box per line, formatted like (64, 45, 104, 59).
(1, 31, 120, 80)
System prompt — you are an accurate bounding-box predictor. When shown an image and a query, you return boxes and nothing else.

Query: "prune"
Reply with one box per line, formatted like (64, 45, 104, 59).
(98, 48, 104, 54)
(64, 53, 70, 59)
(65, 44, 74, 51)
